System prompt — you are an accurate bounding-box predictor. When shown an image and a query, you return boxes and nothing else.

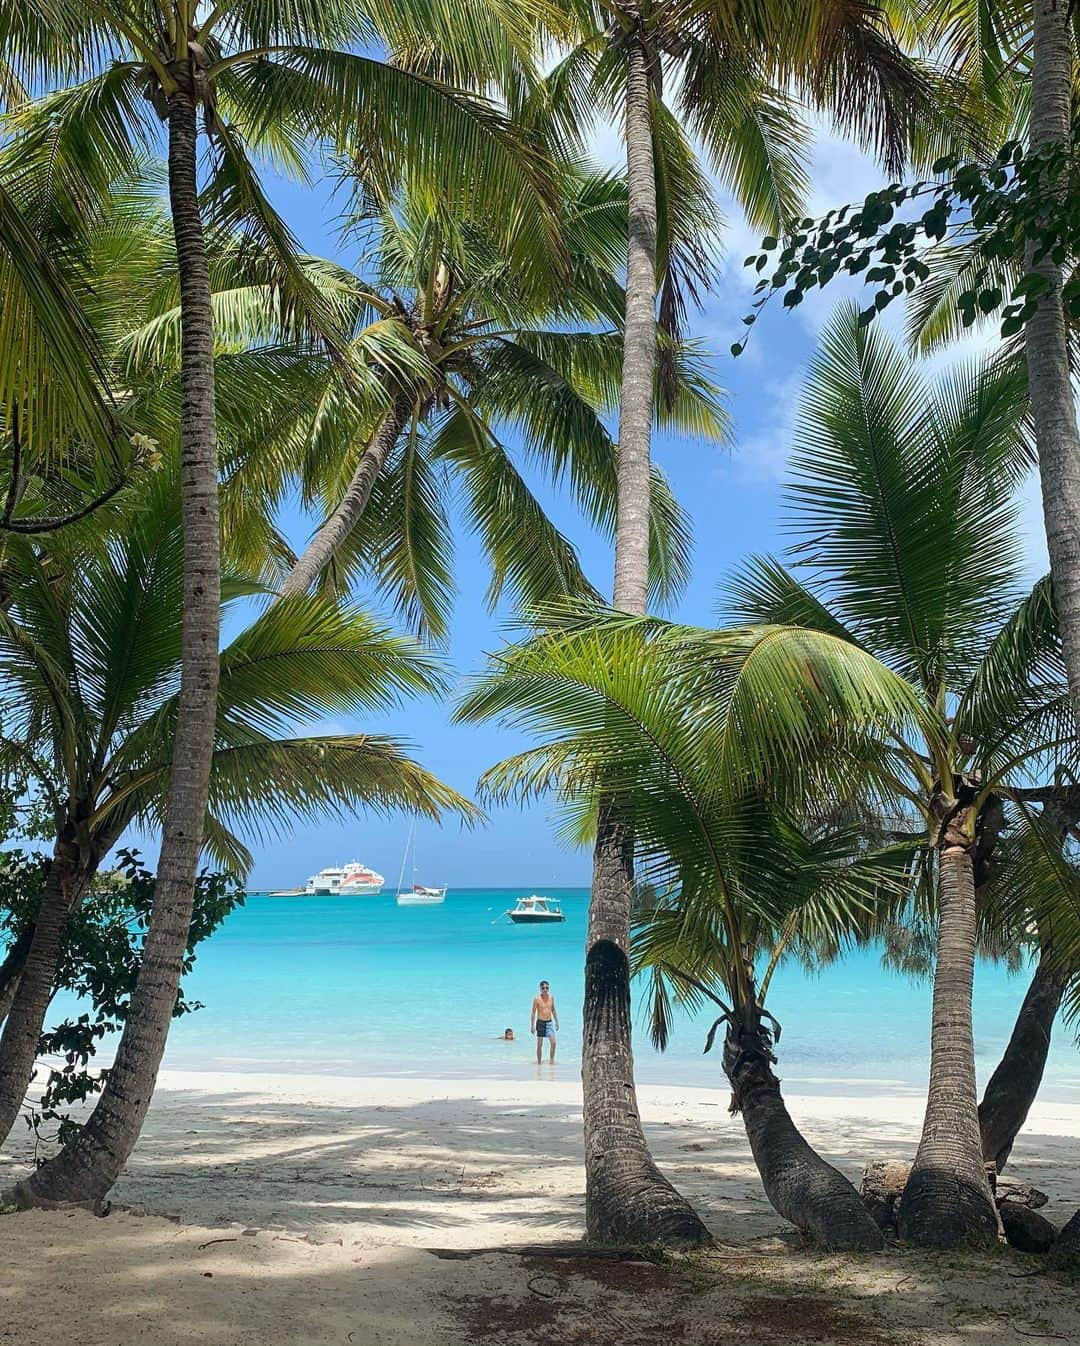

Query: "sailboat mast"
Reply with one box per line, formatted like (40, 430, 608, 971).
(396, 817, 415, 896)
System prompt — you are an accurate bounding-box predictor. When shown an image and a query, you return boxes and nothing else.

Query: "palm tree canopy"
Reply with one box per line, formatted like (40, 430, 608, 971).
(0, 472, 477, 875)
(117, 164, 726, 637)
(455, 299, 1074, 1029)
(726, 304, 1037, 718)
(2, 0, 574, 351)
(456, 604, 919, 1018)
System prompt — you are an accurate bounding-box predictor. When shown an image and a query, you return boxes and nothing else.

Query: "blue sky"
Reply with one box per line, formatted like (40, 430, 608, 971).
(138, 115, 1050, 892)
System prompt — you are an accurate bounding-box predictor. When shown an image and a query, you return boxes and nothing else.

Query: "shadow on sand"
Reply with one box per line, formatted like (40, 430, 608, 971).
(3, 1090, 1079, 1346)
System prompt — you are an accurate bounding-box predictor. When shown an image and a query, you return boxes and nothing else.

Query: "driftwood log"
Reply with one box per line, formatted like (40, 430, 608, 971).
(861, 1161, 1048, 1211)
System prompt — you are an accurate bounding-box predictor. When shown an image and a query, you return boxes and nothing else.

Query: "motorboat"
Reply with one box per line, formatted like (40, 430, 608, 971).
(506, 895, 565, 924)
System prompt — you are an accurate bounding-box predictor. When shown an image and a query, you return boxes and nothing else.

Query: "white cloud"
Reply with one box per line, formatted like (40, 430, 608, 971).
(725, 367, 807, 484)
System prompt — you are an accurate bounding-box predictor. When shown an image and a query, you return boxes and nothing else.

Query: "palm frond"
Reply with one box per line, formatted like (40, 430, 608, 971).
(787, 302, 1025, 689)
(431, 401, 600, 610)
(677, 47, 810, 233)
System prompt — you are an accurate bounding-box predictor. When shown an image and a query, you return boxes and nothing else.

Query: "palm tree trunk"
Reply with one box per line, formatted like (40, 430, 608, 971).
(979, 950, 1067, 1174)
(8, 88, 222, 1207)
(722, 1005, 882, 1250)
(582, 29, 708, 1249)
(0, 816, 126, 1035)
(278, 388, 414, 597)
(0, 926, 34, 1025)
(584, 802, 710, 1246)
(898, 822, 999, 1247)
(612, 34, 656, 618)
(0, 827, 79, 1147)
(1026, 0, 1080, 729)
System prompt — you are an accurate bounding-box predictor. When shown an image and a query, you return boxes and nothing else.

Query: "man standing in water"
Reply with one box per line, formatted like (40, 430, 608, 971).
(531, 980, 559, 1064)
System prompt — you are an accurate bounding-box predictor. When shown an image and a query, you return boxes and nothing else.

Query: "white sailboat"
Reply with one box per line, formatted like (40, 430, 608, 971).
(395, 819, 446, 905)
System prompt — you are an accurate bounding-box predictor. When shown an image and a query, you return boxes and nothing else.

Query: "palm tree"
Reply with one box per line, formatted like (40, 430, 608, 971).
(537, 0, 948, 1247)
(906, 3, 1080, 732)
(139, 168, 722, 632)
(720, 303, 1073, 1246)
(980, 947, 1071, 1173)
(1023, 3, 1080, 728)
(457, 612, 916, 1248)
(0, 180, 125, 482)
(0, 7, 128, 485)
(851, 764, 1080, 1177)
(464, 303, 1068, 1248)
(0, 473, 473, 1181)
(3, 0, 558, 1205)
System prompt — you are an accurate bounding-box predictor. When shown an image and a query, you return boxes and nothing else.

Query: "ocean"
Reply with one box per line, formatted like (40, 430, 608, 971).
(105, 886, 1080, 1102)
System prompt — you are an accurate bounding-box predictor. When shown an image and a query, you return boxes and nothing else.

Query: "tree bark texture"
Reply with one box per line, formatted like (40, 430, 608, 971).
(723, 1010, 883, 1250)
(9, 89, 222, 1206)
(581, 30, 707, 1249)
(898, 820, 1000, 1246)
(278, 388, 414, 598)
(611, 31, 656, 617)
(0, 828, 79, 1147)
(979, 951, 1068, 1174)
(1026, 0, 1080, 731)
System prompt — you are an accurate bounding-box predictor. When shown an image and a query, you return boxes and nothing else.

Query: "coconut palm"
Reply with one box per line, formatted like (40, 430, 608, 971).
(276, 166, 722, 618)
(0, 179, 125, 486)
(0, 6, 128, 486)
(848, 762, 1080, 1177)
(0, 472, 473, 1180)
(902, 3, 1080, 733)
(1021, 3, 1080, 733)
(532, 0, 958, 1247)
(462, 299, 1067, 1249)
(457, 607, 926, 1247)
(464, 286, 1067, 1247)
(126, 167, 722, 633)
(719, 303, 1073, 1246)
(2, 0, 560, 1205)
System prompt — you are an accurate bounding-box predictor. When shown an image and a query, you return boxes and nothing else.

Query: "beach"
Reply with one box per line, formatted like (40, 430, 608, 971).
(4, 1069, 1080, 1345)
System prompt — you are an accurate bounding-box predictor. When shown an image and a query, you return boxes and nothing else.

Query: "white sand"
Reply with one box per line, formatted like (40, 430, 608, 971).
(2, 1070, 1079, 1345)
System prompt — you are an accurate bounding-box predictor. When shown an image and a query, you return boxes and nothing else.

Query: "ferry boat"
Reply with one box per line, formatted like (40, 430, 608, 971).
(306, 861, 384, 895)
(506, 895, 565, 924)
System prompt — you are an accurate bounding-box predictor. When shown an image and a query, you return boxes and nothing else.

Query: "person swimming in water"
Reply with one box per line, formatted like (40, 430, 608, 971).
(530, 980, 558, 1063)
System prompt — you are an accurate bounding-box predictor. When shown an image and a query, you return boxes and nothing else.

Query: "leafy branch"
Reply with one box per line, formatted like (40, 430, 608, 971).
(734, 125, 1080, 356)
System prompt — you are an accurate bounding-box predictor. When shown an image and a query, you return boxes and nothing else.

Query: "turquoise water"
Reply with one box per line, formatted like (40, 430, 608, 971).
(108, 887, 1080, 1101)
